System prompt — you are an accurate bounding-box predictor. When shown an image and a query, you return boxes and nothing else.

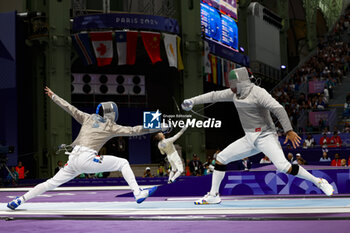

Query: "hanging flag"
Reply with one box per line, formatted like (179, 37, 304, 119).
(221, 59, 226, 87)
(176, 36, 184, 70)
(115, 31, 127, 65)
(211, 55, 217, 84)
(223, 59, 229, 87)
(203, 41, 211, 74)
(162, 33, 177, 68)
(115, 31, 138, 65)
(90, 31, 113, 66)
(141, 31, 162, 64)
(217, 57, 222, 86)
(71, 33, 96, 66)
(206, 54, 212, 82)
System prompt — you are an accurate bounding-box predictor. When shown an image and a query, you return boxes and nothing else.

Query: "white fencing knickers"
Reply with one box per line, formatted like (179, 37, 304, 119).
(216, 132, 291, 173)
(23, 145, 139, 201)
(167, 151, 184, 182)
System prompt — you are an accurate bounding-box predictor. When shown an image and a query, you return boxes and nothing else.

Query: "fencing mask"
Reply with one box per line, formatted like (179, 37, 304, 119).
(96, 102, 119, 122)
(228, 67, 253, 99)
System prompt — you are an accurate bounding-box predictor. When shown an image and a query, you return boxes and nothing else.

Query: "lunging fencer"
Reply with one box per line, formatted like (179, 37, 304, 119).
(155, 127, 187, 184)
(7, 87, 163, 210)
(181, 67, 334, 205)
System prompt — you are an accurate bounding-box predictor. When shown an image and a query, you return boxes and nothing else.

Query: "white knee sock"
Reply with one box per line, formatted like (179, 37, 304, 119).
(209, 170, 225, 196)
(295, 166, 319, 185)
(23, 182, 53, 202)
(121, 163, 140, 195)
(168, 171, 175, 182)
(171, 170, 182, 182)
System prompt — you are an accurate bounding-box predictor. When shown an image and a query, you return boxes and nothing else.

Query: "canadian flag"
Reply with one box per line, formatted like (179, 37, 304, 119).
(90, 31, 113, 66)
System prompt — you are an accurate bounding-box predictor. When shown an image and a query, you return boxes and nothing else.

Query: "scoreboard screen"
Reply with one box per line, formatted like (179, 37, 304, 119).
(201, 3, 221, 42)
(201, 2, 238, 50)
(221, 14, 238, 49)
(202, 0, 237, 19)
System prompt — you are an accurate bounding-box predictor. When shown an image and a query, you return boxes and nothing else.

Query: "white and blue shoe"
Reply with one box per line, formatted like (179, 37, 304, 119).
(194, 192, 221, 205)
(7, 196, 22, 210)
(134, 186, 157, 204)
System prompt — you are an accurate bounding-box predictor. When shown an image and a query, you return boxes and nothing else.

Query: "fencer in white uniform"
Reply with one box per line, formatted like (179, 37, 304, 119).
(155, 127, 187, 183)
(181, 67, 334, 205)
(7, 87, 162, 210)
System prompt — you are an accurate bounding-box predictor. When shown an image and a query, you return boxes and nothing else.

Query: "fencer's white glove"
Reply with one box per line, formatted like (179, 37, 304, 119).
(181, 99, 194, 111)
(208, 164, 215, 172)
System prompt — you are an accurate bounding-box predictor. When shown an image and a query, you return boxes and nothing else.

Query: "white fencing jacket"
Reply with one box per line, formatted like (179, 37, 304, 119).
(189, 86, 292, 135)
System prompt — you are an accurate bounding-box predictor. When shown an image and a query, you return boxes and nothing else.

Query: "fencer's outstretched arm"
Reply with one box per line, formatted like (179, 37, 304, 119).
(185, 89, 234, 106)
(166, 126, 187, 143)
(111, 124, 163, 137)
(45, 86, 89, 124)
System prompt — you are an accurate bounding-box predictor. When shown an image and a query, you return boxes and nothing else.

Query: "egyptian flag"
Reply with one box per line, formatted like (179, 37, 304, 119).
(71, 33, 96, 66)
(90, 31, 113, 66)
(163, 33, 177, 68)
(115, 31, 138, 65)
(141, 31, 162, 64)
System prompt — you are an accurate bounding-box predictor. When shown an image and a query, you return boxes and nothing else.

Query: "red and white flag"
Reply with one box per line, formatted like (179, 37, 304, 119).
(115, 31, 138, 65)
(90, 31, 113, 66)
(141, 31, 162, 64)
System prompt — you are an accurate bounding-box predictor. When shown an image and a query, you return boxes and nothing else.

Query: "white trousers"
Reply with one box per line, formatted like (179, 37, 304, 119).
(23, 146, 138, 201)
(167, 152, 184, 182)
(216, 132, 291, 173)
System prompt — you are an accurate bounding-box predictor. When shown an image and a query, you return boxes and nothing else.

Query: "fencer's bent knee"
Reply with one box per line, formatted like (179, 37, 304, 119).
(274, 161, 291, 173)
(177, 167, 184, 173)
(119, 158, 128, 166)
(289, 164, 300, 175)
(119, 158, 129, 170)
(214, 163, 227, 171)
(215, 154, 225, 165)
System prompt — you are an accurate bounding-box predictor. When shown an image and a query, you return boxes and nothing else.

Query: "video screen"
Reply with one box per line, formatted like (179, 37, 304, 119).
(201, 2, 238, 50)
(201, 2, 222, 42)
(221, 14, 238, 49)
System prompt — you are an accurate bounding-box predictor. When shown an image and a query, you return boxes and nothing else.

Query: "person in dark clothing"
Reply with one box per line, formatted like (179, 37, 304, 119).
(188, 154, 203, 176)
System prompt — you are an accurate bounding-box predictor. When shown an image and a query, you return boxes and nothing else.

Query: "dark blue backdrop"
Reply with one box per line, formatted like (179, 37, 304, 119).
(0, 11, 17, 166)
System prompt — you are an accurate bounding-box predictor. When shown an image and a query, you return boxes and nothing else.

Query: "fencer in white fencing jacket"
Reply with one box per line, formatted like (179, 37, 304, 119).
(183, 67, 292, 138)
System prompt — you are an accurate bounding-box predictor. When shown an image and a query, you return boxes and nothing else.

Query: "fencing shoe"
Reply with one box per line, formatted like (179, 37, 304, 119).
(7, 196, 23, 210)
(134, 186, 158, 204)
(317, 178, 334, 196)
(194, 192, 221, 205)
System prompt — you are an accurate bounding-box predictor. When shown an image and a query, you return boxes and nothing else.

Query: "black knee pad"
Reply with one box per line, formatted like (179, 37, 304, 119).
(214, 163, 227, 172)
(290, 164, 299, 176)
